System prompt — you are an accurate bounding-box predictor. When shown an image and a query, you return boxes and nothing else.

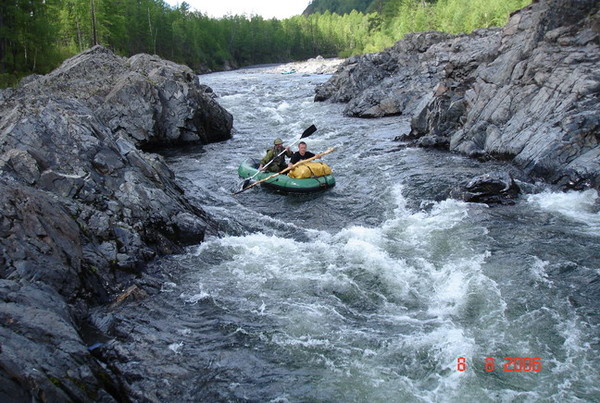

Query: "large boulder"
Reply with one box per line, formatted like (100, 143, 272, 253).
(449, 171, 521, 205)
(446, 0, 600, 189)
(0, 47, 231, 400)
(12, 46, 233, 148)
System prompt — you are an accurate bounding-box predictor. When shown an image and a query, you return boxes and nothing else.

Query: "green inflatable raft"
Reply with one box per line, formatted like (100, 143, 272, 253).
(238, 158, 336, 193)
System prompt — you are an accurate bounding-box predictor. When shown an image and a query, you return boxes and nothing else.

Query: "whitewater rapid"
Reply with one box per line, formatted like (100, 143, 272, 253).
(96, 69, 600, 402)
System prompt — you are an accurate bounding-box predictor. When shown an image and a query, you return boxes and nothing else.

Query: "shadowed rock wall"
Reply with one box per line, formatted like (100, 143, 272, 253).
(0, 46, 232, 400)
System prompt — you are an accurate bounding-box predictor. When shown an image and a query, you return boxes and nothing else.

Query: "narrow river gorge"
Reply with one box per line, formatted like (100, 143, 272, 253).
(93, 69, 600, 402)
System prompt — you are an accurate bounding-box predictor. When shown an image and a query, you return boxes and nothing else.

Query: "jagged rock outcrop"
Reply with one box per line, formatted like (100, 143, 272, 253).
(0, 47, 232, 400)
(316, 0, 600, 190)
(8, 46, 233, 148)
(447, 0, 600, 189)
(0, 279, 123, 402)
(315, 29, 501, 118)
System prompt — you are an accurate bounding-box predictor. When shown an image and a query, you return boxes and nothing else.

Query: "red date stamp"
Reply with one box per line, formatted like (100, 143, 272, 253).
(457, 357, 542, 372)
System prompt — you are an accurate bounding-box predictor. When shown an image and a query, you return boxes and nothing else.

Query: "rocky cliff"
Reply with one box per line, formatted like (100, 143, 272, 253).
(0, 46, 232, 400)
(316, 0, 600, 191)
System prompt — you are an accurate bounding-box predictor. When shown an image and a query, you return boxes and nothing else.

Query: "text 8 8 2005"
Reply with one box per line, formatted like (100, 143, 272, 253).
(457, 357, 542, 372)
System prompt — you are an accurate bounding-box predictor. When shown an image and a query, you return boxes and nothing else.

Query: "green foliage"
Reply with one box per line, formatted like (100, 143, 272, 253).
(0, 0, 531, 88)
(305, 0, 375, 15)
(383, 0, 531, 37)
(0, 73, 19, 88)
(0, 0, 63, 76)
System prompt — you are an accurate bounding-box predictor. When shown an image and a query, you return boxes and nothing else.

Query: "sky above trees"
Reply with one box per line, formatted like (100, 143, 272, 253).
(163, 0, 311, 19)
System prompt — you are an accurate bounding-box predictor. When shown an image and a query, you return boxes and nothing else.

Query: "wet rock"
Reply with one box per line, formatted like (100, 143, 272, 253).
(0, 46, 230, 400)
(0, 280, 122, 402)
(12, 46, 233, 148)
(0, 149, 41, 185)
(0, 179, 83, 297)
(416, 135, 451, 149)
(450, 171, 521, 204)
(315, 29, 497, 119)
(446, 1, 600, 190)
(92, 148, 125, 175)
(316, 0, 600, 190)
(171, 212, 208, 244)
(98, 52, 234, 147)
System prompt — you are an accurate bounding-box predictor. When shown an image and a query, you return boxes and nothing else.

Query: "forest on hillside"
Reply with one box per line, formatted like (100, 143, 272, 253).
(0, 0, 530, 88)
(303, 0, 377, 15)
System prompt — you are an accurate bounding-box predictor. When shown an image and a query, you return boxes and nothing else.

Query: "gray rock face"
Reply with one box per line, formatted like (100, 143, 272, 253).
(316, 0, 600, 190)
(315, 29, 500, 118)
(0, 280, 122, 402)
(8, 46, 233, 148)
(0, 47, 232, 400)
(449, 0, 600, 189)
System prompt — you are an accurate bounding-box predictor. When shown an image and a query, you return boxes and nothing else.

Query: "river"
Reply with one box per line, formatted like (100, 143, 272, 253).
(96, 69, 600, 402)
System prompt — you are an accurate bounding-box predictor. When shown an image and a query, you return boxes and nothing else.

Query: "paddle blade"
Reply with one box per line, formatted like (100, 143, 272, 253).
(300, 124, 317, 139)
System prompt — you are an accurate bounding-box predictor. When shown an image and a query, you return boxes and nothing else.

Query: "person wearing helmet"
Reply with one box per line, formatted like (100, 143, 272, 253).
(259, 138, 292, 172)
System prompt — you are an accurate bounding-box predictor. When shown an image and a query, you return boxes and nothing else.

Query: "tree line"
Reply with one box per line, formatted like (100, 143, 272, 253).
(0, 0, 530, 88)
(303, 0, 376, 15)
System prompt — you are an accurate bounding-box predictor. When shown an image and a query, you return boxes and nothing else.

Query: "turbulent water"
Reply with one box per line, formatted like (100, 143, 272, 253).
(102, 69, 600, 402)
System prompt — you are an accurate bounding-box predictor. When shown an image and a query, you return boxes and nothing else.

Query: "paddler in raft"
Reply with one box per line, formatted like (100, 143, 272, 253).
(286, 141, 332, 179)
(288, 141, 315, 167)
(259, 138, 292, 172)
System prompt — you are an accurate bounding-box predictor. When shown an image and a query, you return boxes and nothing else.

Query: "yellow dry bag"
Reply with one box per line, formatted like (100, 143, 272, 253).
(288, 162, 332, 179)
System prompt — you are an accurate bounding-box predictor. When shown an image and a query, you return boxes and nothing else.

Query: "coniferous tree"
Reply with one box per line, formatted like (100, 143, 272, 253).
(1, 0, 531, 88)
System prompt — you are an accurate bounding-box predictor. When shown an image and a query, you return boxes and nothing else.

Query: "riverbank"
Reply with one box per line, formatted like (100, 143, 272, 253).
(315, 0, 600, 191)
(0, 46, 232, 400)
(242, 56, 346, 75)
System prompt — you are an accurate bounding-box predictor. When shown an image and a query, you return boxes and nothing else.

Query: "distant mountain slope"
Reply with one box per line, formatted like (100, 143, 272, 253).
(303, 0, 381, 15)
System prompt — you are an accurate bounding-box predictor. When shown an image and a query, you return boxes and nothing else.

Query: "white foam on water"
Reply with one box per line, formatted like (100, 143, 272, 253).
(548, 317, 600, 399)
(527, 189, 600, 234)
(379, 185, 479, 266)
(256, 106, 286, 124)
(176, 328, 191, 336)
(529, 257, 553, 287)
(396, 200, 471, 242)
(271, 333, 335, 349)
(180, 183, 513, 400)
(179, 282, 212, 304)
(427, 253, 493, 320)
(168, 341, 183, 354)
(181, 70, 600, 402)
(203, 186, 588, 400)
(413, 327, 478, 401)
(276, 101, 291, 111)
